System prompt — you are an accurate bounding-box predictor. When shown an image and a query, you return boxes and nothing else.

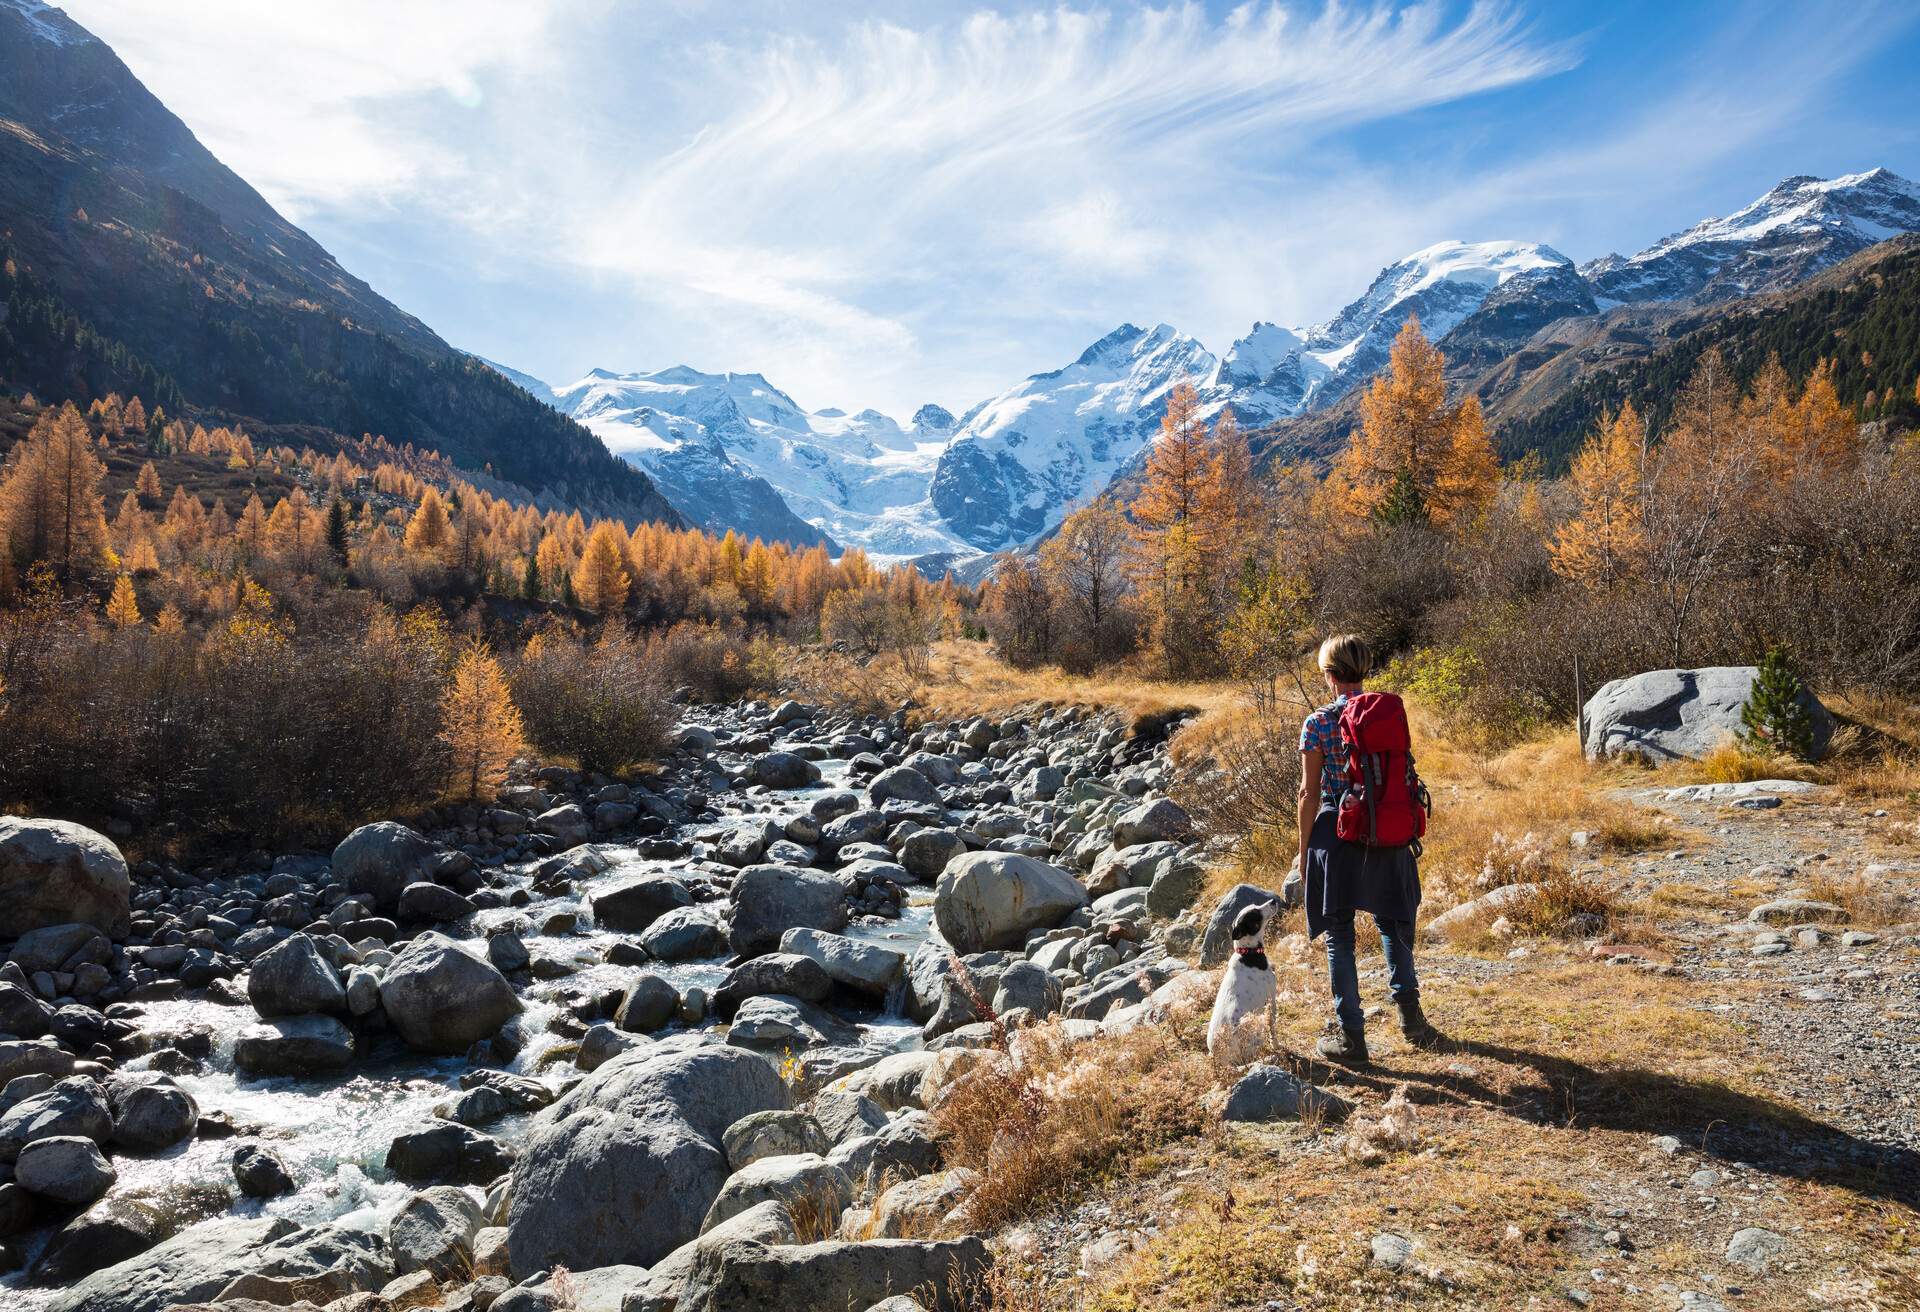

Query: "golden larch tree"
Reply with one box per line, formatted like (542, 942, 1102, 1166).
(1332, 317, 1499, 528)
(134, 460, 164, 504)
(105, 573, 142, 627)
(0, 402, 110, 582)
(572, 519, 632, 612)
(440, 639, 528, 800)
(1550, 402, 1647, 586)
(404, 486, 454, 559)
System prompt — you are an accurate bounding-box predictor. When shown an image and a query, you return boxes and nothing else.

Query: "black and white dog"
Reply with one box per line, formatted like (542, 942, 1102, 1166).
(1207, 900, 1281, 1066)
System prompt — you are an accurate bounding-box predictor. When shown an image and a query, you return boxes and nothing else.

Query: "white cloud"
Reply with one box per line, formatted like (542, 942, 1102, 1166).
(59, 0, 568, 217)
(58, 0, 1580, 413)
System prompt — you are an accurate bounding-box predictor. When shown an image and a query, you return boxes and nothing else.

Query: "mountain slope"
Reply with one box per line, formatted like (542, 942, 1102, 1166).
(0, 0, 677, 525)
(927, 324, 1217, 552)
(1582, 168, 1920, 306)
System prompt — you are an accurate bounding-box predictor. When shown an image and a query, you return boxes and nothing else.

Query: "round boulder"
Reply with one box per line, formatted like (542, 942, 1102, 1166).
(1583, 666, 1835, 763)
(234, 1015, 357, 1077)
(331, 822, 439, 912)
(898, 829, 966, 883)
(246, 933, 346, 1018)
(232, 1144, 294, 1198)
(379, 933, 520, 1055)
(869, 766, 940, 807)
(16, 1135, 115, 1207)
(728, 866, 849, 958)
(0, 818, 131, 940)
(108, 1074, 199, 1154)
(933, 852, 1089, 953)
(750, 753, 822, 790)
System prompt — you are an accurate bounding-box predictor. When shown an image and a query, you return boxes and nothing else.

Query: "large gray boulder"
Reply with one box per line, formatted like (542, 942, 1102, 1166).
(0, 1076, 112, 1162)
(714, 953, 833, 1016)
(378, 933, 520, 1054)
(869, 766, 940, 807)
(233, 1015, 357, 1077)
(389, 1185, 485, 1280)
(701, 1152, 852, 1233)
(246, 933, 347, 1017)
(751, 752, 822, 790)
(46, 1215, 297, 1312)
(0, 818, 131, 939)
(933, 853, 1087, 953)
(16, 1134, 115, 1205)
(1582, 666, 1834, 763)
(331, 821, 439, 911)
(592, 875, 694, 933)
(107, 1073, 199, 1153)
(779, 928, 906, 998)
(677, 1236, 990, 1312)
(729, 865, 849, 958)
(641, 906, 729, 961)
(898, 829, 967, 882)
(1110, 798, 1192, 849)
(506, 1043, 788, 1277)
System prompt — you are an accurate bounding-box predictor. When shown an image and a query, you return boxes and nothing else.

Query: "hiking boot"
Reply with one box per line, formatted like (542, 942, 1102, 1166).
(1315, 1025, 1369, 1065)
(1397, 998, 1444, 1051)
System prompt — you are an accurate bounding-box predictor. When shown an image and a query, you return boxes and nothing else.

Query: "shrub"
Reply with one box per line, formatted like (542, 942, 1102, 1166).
(510, 624, 674, 774)
(1739, 646, 1816, 760)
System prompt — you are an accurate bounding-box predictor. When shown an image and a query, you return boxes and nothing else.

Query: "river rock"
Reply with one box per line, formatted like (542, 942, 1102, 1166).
(751, 752, 822, 790)
(506, 1043, 788, 1276)
(726, 995, 862, 1052)
(869, 766, 940, 806)
(45, 1214, 298, 1312)
(398, 881, 475, 924)
(17, 1134, 115, 1205)
(1110, 798, 1192, 849)
(591, 876, 694, 933)
(1222, 1064, 1352, 1123)
(247, 933, 347, 1018)
(107, 1073, 199, 1153)
(379, 933, 519, 1054)
(233, 1015, 356, 1076)
(729, 866, 849, 957)
(0, 1038, 77, 1085)
(933, 852, 1088, 953)
(723, 1110, 829, 1170)
(0, 1076, 112, 1162)
(779, 929, 905, 998)
(898, 830, 966, 882)
(389, 1185, 485, 1280)
(231, 1144, 293, 1197)
(831, 1051, 936, 1113)
(9, 922, 111, 974)
(714, 953, 833, 1016)
(0, 819, 131, 939)
(0, 980, 52, 1037)
(640, 906, 728, 961)
(387, 1122, 515, 1186)
(704, 1152, 853, 1236)
(331, 822, 440, 912)
(870, 1169, 970, 1239)
(1583, 666, 1834, 763)
(620, 1199, 798, 1312)
(615, 973, 682, 1032)
(677, 1236, 990, 1312)
(30, 1197, 174, 1284)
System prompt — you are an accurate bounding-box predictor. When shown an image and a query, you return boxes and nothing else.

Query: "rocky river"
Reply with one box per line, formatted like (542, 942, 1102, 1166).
(0, 697, 1237, 1312)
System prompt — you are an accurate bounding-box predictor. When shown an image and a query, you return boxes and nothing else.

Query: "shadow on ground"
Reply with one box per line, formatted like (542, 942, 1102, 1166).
(1290, 1038, 1918, 1208)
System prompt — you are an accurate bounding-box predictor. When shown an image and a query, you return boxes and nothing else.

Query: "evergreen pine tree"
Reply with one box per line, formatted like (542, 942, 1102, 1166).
(324, 499, 350, 565)
(522, 550, 542, 601)
(1739, 647, 1816, 760)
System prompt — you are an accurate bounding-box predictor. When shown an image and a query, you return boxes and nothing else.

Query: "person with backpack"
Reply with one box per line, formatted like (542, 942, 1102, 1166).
(1296, 633, 1442, 1064)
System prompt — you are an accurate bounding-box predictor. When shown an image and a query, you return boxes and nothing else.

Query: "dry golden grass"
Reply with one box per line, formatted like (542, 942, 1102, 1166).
(914, 639, 1250, 737)
(1803, 868, 1915, 928)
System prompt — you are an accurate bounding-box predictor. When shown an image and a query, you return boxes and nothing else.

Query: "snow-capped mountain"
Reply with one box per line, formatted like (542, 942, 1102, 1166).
(1211, 241, 1575, 417)
(543, 367, 976, 557)
(1583, 168, 1920, 305)
(494, 169, 1920, 566)
(926, 324, 1217, 552)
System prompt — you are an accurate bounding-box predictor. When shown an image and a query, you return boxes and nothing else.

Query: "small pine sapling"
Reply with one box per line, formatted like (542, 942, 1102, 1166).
(1739, 647, 1816, 760)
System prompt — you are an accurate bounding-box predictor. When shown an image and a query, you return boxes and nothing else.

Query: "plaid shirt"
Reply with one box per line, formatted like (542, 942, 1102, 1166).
(1299, 696, 1351, 806)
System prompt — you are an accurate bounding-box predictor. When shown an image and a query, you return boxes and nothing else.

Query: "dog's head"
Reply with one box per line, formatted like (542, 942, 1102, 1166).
(1229, 899, 1279, 949)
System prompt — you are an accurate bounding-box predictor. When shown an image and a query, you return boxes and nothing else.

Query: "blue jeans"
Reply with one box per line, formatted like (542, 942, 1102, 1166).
(1324, 909, 1419, 1033)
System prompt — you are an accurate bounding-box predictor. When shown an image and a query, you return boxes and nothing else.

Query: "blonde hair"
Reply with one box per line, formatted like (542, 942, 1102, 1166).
(1317, 633, 1372, 685)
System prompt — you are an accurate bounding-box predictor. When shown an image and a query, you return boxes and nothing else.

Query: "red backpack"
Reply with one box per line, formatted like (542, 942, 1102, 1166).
(1335, 691, 1431, 850)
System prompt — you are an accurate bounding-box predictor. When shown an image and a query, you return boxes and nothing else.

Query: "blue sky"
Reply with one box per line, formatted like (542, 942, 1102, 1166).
(61, 0, 1920, 419)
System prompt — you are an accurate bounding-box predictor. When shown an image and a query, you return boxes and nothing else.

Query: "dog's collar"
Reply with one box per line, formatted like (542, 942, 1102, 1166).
(1232, 945, 1270, 970)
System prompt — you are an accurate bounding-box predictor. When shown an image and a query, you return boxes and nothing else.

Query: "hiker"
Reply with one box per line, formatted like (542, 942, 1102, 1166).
(1296, 633, 1443, 1063)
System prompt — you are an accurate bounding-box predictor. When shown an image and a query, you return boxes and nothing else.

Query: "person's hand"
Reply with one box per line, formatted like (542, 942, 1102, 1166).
(1282, 853, 1304, 908)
